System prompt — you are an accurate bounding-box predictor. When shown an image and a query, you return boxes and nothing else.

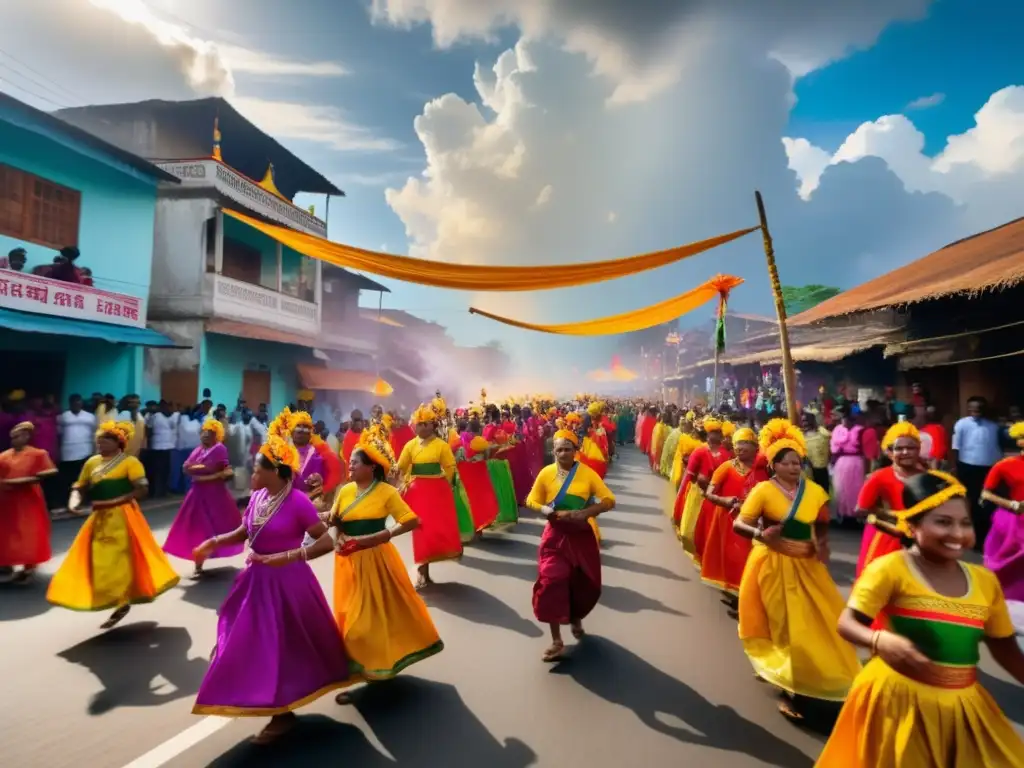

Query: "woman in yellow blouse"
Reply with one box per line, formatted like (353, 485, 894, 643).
(395, 406, 463, 588)
(816, 471, 1024, 767)
(526, 429, 615, 662)
(331, 424, 443, 705)
(733, 419, 860, 721)
(47, 421, 180, 629)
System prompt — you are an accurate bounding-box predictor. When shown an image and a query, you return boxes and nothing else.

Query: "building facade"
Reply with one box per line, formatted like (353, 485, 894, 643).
(58, 98, 387, 415)
(0, 93, 179, 404)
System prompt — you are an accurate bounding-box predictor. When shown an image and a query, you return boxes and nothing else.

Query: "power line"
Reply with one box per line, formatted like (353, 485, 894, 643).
(0, 48, 83, 104)
(0, 63, 75, 109)
(0, 75, 66, 110)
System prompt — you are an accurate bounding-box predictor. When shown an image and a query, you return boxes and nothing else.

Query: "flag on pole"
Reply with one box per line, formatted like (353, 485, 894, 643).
(212, 116, 223, 162)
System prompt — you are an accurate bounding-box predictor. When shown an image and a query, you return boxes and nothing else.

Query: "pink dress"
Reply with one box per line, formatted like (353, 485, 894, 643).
(163, 443, 243, 561)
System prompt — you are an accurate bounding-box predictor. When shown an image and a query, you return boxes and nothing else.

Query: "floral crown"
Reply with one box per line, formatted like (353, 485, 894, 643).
(357, 423, 395, 472)
(564, 412, 582, 426)
(412, 404, 437, 424)
(96, 420, 134, 446)
(895, 470, 967, 535)
(553, 429, 579, 448)
(259, 435, 301, 474)
(201, 417, 225, 443)
(758, 418, 806, 464)
(720, 421, 737, 438)
(676, 433, 702, 457)
(882, 421, 921, 450)
(1008, 421, 1024, 446)
(702, 417, 723, 433)
(732, 426, 757, 444)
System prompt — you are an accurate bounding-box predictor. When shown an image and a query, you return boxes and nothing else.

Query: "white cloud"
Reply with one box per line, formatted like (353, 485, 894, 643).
(785, 86, 1024, 228)
(216, 44, 349, 78)
(907, 92, 945, 110)
(371, 0, 933, 104)
(230, 97, 400, 153)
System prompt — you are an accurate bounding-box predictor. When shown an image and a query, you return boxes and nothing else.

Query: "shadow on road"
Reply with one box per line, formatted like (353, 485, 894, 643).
(206, 678, 537, 768)
(57, 621, 207, 716)
(0, 573, 54, 622)
(826, 555, 858, 588)
(177, 567, 239, 612)
(551, 636, 814, 767)
(593, 517, 662, 534)
(422, 582, 543, 638)
(979, 669, 1024, 725)
(600, 553, 688, 582)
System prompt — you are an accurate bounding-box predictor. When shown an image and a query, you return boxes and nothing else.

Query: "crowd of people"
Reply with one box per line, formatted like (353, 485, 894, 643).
(0, 245, 94, 284)
(2, 382, 1023, 764)
(638, 396, 1024, 766)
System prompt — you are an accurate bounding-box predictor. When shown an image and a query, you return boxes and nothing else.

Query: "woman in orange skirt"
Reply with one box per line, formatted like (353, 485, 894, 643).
(0, 421, 57, 583)
(700, 427, 766, 597)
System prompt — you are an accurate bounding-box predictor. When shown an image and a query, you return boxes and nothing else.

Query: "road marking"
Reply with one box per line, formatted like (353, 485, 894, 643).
(120, 716, 232, 768)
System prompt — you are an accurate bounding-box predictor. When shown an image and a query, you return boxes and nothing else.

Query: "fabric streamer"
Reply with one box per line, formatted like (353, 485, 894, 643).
(223, 208, 756, 292)
(468, 275, 744, 336)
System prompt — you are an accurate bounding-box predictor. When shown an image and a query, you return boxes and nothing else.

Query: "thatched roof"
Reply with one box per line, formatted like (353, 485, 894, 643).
(790, 216, 1024, 326)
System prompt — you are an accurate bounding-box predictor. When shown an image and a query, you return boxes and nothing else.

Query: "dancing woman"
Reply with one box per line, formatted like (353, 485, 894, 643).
(191, 435, 349, 744)
(163, 418, 242, 579)
(0, 421, 57, 584)
(526, 429, 615, 662)
(331, 425, 443, 703)
(980, 421, 1024, 604)
(733, 419, 861, 721)
(817, 471, 1024, 766)
(47, 421, 179, 629)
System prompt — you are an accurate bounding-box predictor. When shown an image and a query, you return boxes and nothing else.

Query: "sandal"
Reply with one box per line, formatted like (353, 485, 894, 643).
(778, 701, 803, 721)
(570, 623, 585, 640)
(542, 641, 565, 663)
(11, 569, 34, 585)
(252, 715, 296, 745)
(100, 605, 131, 630)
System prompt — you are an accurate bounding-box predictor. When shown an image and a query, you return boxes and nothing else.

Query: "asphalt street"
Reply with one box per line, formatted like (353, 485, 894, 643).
(1, 447, 1021, 767)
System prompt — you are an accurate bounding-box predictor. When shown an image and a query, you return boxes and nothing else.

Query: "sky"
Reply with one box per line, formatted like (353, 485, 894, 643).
(2, 0, 1023, 379)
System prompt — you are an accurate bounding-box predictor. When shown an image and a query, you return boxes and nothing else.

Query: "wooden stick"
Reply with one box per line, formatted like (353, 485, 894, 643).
(755, 191, 798, 419)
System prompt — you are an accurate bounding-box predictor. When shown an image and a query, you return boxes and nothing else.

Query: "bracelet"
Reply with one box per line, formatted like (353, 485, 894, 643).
(870, 630, 882, 656)
(385, 528, 394, 541)
(300, 547, 308, 562)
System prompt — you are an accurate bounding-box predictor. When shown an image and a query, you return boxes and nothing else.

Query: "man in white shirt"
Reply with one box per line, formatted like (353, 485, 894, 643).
(145, 401, 178, 498)
(56, 394, 96, 505)
(171, 409, 201, 493)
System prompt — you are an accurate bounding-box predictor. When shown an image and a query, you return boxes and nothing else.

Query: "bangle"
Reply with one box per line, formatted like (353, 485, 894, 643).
(385, 528, 394, 541)
(870, 630, 882, 655)
(300, 547, 308, 562)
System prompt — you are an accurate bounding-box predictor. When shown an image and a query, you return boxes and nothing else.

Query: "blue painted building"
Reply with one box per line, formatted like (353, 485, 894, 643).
(0, 92, 180, 405)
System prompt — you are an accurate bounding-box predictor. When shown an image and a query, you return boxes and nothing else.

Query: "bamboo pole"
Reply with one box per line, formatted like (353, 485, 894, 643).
(755, 191, 798, 419)
(712, 346, 721, 409)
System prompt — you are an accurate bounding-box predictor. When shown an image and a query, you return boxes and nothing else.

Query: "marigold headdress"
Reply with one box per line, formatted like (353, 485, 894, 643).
(733, 426, 757, 444)
(412, 404, 437, 424)
(259, 435, 301, 474)
(564, 412, 582, 427)
(702, 417, 723, 433)
(286, 407, 323, 446)
(268, 407, 293, 441)
(894, 470, 967, 535)
(356, 423, 395, 472)
(431, 394, 447, 416)
(758, 418, 806, 464)
(881, 421, 921, 451)
(721, 421, 736, 439)
(96, 420, 134, 446)
(553, 429, 580, 448)
(587, 401, 603, 418)
(201, 417, 225, 443)
(1008, 421, 1024, 448)
(676, 433, 701, 457)
(469, 435, 490, 453)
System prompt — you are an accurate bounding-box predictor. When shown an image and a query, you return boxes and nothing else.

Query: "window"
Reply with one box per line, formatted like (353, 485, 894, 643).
(0, 163, 81, 248)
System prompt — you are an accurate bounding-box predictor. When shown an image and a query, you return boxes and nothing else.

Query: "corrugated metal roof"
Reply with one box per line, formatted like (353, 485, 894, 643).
(790, 216, 1024, 326)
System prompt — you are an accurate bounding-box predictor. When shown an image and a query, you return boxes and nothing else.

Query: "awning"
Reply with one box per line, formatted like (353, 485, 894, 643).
(0, 307, 183, 347)
(297, 364, 378, 392)
(206, 318, 361, 353)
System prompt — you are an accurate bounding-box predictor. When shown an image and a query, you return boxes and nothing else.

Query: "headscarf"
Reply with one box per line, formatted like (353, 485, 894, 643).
(553, 429, 580, 448)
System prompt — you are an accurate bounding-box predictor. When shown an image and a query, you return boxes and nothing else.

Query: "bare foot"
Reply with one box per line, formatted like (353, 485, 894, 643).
(252, 714, 296, 745)
(542, 641, 565, 662)
(100, 605, 131, 630)
(570, 623, 585, 640)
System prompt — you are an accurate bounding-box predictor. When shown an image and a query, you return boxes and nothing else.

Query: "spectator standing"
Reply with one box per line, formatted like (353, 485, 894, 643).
(56, 394, 96, 505)
(951, 396, 1003, 549)
(146, 401, 177, 498)
(172, 409, 201, 494)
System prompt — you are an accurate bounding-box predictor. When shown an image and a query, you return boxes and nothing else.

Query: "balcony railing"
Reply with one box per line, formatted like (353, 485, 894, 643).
(156, 159, 328, 238)
(208, 274, 319, 335)
(0, 270, 145, 327)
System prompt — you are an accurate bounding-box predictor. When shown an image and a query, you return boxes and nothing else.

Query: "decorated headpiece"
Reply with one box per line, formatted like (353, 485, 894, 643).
(758, 418, 806, 464)
(268, 407, 293, 441)
(431, 395, 447, 416)
(702, 417, 723, 433)
(721, 421, 736, 438)
(469, 435, 490, 453)
(564, 412, 582, 427)
(259, 435, 301, 474)
(676, 433, 702, 457)
(881, 421, 921, 451)
(412, 404, 437, 424)
(553, 429, 580, 448)
(587, 401, 603, 418)
(1008, 421, 1024, 449)
(9, 420, 34, 438)
(96, 420, 134, 447)
(733, 426, 757, 444)
(895, 470, 967, 535)
(201, 417, 225, 443)
(356, 423, 396, 472)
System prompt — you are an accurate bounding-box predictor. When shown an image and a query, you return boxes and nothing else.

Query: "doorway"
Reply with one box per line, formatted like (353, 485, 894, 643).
(161, 369, 198, 409)
(242, 369, 271, 412)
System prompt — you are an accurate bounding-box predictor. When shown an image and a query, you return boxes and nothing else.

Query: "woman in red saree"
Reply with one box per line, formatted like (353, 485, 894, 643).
(678, 418, 732, 563)
(526, 429, 615, 662)
(0, 421, 57, 583)
(692, 421, 737, 562)
(638, 407, 656, 454)
(700, 427, 765, 596)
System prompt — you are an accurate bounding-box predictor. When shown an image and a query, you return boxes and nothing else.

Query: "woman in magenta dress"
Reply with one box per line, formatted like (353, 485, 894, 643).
(191, 435, 350, 744)
(163, 419, 243, 579)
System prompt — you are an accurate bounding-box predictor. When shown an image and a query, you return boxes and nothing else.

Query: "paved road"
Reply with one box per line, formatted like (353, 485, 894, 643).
(2, 448, 1021, 767)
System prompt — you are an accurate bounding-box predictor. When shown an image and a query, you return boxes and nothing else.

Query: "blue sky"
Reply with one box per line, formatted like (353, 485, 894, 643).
(2, 0, 1022, 378)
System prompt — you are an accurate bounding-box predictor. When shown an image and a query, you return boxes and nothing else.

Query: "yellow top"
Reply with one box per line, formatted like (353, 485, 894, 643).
(526, 462, 615, 510)
(803, 428, 831, 469)
(740, 479, 828, 526)
(331, 481, 418, 526)
(75, 453, 146, 487)
(396, 436, 456, 482)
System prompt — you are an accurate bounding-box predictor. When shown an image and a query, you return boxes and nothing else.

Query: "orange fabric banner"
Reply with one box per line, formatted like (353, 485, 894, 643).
(223, 208, 756, 292)
(468, 275, 744, 335)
